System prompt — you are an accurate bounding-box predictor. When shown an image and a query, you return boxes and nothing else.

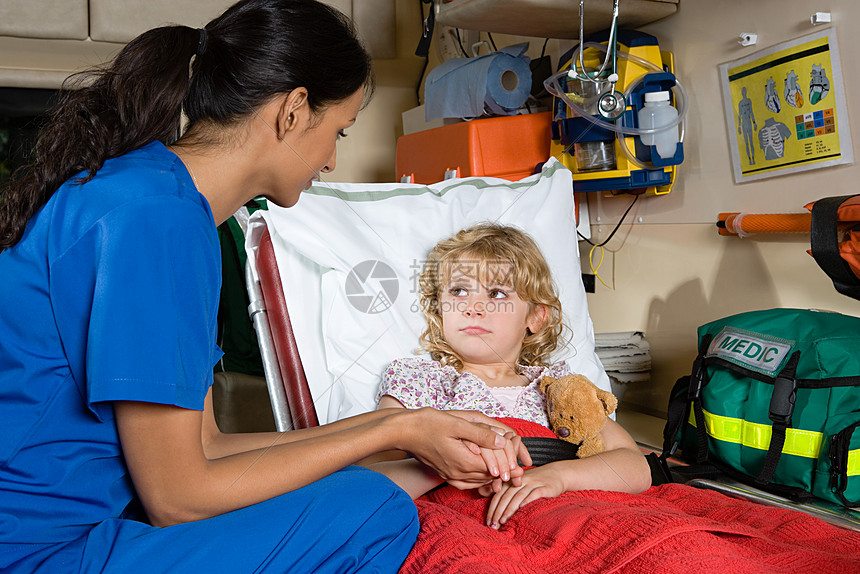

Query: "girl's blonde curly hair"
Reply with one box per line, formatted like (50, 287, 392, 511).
(417, 223, 567, 371)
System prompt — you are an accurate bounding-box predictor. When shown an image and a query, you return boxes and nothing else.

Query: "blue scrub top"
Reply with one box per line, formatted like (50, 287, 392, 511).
(0, 141, 222, 549)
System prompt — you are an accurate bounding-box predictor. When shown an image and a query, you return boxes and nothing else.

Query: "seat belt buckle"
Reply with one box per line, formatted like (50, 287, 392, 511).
(768, 374, 797, 425)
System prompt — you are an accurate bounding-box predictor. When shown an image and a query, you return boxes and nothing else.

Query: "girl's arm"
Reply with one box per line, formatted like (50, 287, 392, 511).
(114, 395, 519, 527)
(483, 418, 651, 528)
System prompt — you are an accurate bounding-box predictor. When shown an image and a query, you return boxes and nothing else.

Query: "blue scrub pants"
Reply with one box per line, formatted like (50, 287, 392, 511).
(10, 466, 418, 573)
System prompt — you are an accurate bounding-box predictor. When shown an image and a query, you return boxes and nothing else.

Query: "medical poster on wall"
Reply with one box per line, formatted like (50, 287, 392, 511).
(719, 28, 853, 184)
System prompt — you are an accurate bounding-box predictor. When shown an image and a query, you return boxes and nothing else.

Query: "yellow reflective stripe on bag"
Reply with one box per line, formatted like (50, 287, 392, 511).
(688, 408, 860, 476)
(688, 407, 827, 460)
(850, 450, 860, 477)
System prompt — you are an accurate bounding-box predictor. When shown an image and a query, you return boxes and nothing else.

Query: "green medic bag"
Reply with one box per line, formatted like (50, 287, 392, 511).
(661, 308, 860, 507)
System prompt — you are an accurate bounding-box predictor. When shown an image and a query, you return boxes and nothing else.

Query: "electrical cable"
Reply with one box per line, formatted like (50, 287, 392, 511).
(588, 243, 613, 290)
(454, 28, 469, 57)
(578, 193, 639, 290)
(540, 37, 550, 59)
(415, 0, 430, 104)
(487, 32, 498, 51)
(578, 193, 639, 247)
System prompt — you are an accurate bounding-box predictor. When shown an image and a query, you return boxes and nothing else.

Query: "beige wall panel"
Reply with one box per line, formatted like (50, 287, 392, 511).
(312, 0, 425, 183)
(0, 0, 88, 40)
(354, 0, 396, 59)
(88, 0, 393, 58)
(88, 0, 352, 42)
(0, 36, 121, 89)
(88, 0, 234, 42)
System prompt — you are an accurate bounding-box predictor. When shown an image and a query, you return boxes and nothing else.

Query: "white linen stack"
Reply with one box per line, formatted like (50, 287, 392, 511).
(594, 332, 651, 401)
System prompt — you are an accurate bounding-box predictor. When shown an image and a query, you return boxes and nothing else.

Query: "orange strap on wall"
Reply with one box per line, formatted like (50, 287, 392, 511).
(717, 212, 811, 237)
(718, 198, 860, 301)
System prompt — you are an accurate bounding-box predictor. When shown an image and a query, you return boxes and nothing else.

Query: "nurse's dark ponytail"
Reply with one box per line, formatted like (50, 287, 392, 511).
(0, 0, 373, 251)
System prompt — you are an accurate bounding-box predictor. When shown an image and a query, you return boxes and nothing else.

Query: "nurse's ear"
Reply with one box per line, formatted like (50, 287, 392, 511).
(274, 87, 309, 139)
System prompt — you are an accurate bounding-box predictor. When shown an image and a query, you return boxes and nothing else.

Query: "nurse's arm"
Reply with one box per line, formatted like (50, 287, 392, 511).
(199, 386, 395, 457)
(114, 399, 513, 527)
(200, 387, 526, 484)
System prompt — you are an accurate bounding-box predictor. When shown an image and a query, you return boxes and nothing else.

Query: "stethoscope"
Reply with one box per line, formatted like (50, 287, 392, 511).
(568, 0, 626, 121)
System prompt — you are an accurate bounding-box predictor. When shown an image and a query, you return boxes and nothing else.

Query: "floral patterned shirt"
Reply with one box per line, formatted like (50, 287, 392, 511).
(377, 356, 572, 427)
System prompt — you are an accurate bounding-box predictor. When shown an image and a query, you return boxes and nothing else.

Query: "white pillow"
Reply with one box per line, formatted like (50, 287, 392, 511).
(247, 158, 610, 425)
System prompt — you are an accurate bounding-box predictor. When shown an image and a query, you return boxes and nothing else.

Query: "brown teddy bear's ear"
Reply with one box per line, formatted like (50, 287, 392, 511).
(597, 388, 618, 415)
(540, 376, 557, 393)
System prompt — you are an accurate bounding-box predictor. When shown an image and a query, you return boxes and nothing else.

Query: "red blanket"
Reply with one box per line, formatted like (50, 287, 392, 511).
(402, 419, 860, 574)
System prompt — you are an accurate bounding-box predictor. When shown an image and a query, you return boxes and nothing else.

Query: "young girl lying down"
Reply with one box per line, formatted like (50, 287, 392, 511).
(375, 223, 651, 528)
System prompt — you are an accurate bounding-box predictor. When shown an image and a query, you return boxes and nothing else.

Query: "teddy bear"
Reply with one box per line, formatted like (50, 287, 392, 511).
(539, 374, 618, 458)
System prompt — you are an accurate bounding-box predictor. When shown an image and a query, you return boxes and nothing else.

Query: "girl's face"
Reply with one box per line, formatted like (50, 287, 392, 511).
(439, 261, 546, 368)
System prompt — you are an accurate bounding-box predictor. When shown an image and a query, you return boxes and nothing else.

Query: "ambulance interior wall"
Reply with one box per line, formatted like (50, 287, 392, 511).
(350, 0, 860, 423)
(388, 0, 860, 423)
(578, 0, 860, 420)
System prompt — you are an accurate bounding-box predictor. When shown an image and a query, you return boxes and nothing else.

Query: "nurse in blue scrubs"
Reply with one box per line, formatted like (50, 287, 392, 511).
(0, 1, 528, 571)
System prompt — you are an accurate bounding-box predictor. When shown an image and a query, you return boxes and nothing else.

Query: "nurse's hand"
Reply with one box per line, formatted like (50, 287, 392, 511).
(446, 411, 531, 489)
(397, 408, 528, 487)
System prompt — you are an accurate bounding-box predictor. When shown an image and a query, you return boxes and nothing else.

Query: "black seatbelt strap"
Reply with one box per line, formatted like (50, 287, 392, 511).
(520, 437, 580, 466)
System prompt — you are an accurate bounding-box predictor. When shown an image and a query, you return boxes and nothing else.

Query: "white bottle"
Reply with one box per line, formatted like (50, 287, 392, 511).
(638, 91, 679, 159)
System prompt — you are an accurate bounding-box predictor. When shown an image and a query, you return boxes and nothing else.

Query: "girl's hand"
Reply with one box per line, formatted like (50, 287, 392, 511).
(445, 430, 527, 492)
(397, 408, 525, 486)
(482, 464, 566, 528)
(445, 411, 532, 480)
(472, 430, 530, 492)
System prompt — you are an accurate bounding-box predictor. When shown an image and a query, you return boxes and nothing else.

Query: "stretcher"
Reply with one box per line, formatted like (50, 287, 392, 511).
(244, 225, 317, 431)
(243, 166, 860, 571)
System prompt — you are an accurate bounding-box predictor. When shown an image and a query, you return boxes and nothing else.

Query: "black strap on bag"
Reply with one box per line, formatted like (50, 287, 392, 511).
(829, 422, 859, 507)
(756, 351, 800, 485)
(810, 195, 860, 301)
(687, 335, 713, 464)
(655, 377, 694, 485)
(658, 335, 712, 480)
(661, 376, 691, 460)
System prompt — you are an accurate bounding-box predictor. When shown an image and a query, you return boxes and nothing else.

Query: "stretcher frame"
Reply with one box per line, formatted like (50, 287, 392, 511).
(245, 224, 318, 432)
(244, 217, 860, 532)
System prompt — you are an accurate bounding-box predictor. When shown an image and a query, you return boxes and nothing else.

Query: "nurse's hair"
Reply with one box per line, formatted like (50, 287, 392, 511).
(0, 0, 373, 251)
(417, 223, 567, 371)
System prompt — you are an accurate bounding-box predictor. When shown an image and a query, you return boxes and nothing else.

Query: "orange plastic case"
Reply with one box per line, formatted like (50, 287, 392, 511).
(395, 112, 551, 184)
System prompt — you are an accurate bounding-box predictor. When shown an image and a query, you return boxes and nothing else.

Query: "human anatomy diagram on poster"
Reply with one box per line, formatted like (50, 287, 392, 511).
(719, 28, 853, 183)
